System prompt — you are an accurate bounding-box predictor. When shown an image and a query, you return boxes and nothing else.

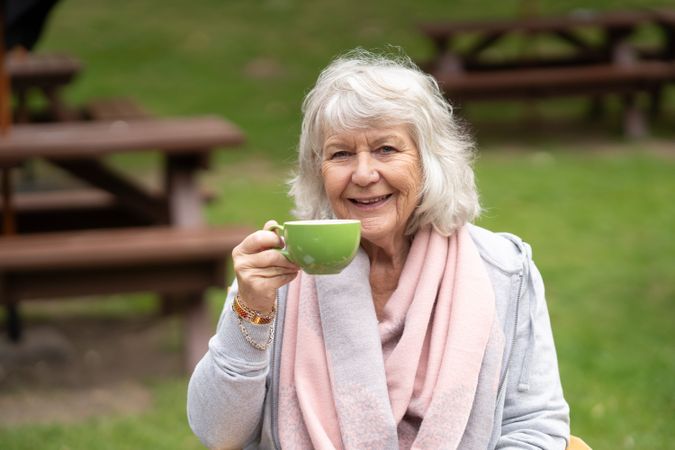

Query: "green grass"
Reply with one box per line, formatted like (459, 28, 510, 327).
(0, 379, 204, 450)
(475, 150, 675, 448)
(2, 0, 675, 448)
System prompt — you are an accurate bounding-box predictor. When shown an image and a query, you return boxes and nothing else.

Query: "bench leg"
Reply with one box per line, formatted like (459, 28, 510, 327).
(622, 94, 647, 139)
(586, 95, 606, 121)
(648, 86, 662, 120)
(182, 292, 212, 373)
(6, 302, 22, 342)
(15, 88, 31, 124)
(1, 275, 22, 342)
(160, 293, 183, 316)
(43, 86, 72, 122)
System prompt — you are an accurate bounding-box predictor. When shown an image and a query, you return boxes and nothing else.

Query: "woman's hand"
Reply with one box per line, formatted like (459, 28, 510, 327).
(232, 220, 300, 313)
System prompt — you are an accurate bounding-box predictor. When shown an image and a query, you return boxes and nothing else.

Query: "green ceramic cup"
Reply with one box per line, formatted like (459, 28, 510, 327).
(270, 219, 361, 275)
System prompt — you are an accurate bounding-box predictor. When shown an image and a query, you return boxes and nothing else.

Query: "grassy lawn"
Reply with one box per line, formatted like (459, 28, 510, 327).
(2, 0, 674, 449)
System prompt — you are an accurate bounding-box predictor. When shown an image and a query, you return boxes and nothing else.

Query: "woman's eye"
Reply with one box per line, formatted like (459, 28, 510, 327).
(330, 150, 351, 160)
(378, 145, 396, 154)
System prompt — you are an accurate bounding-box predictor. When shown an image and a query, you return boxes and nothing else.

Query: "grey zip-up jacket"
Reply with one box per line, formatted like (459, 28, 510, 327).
(187, 224, 570, 449)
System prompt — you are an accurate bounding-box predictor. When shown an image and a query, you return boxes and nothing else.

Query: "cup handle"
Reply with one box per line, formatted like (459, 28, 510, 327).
(268, 223, 291, 260)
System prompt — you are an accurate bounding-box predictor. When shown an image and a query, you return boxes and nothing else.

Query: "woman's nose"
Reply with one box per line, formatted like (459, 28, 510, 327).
(351, 153, 379, 186)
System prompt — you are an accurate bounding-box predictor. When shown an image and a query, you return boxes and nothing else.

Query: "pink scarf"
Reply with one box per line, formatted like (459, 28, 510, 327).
(278, 226, 504, 449)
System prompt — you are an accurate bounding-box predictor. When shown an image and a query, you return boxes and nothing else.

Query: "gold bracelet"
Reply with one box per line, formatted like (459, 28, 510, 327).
(232, 293, 275, 325)
(236, 293, 276, 318)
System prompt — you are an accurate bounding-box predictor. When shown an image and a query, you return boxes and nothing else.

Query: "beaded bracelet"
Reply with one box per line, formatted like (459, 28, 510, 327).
(237, 316, 275, 351)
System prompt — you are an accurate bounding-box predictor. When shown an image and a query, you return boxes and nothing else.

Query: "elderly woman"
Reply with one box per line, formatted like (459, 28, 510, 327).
(187, 49, 570, 449)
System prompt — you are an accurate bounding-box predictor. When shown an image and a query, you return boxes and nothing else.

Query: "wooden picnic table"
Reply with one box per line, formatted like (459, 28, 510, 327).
(6, 51, 82, 122)
(420, 9, 675, 73)
(0, 116, 249, 371)
(0, 116, 244, 228)
(418, 9, 675, 137)
(0, 6, 252, 371)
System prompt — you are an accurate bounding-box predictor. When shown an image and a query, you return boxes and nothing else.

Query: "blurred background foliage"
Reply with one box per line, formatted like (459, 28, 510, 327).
(1, 0, 674, 449)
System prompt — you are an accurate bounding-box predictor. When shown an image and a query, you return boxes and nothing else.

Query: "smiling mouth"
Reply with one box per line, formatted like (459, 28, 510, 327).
(349, 194, 392, 206)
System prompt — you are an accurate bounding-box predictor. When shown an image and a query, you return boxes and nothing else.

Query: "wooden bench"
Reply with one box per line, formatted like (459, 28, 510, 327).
(6, 188, 216, 233)
(434, 61, 675, 98)
(431, 61, 675, 137)
(0, 225, 253, 372)
(9, 189, 151, 232)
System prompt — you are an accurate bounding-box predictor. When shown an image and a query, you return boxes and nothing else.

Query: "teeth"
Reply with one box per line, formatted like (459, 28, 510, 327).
(355, 195, 388, 204)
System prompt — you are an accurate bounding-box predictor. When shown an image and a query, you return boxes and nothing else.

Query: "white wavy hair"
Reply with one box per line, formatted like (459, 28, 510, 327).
(289, 48, 481, 236)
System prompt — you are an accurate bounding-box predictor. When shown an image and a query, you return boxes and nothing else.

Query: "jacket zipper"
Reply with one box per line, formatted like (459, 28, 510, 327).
(270, 289, 282, 449)
(496, 270, 525, 400)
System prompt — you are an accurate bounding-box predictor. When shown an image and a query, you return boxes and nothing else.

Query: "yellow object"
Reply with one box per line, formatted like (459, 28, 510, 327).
(232, 293, 275, 325)
(567, 435, 592, 450)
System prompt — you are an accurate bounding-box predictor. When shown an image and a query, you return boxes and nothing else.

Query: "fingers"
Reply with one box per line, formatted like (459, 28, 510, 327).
(231, 222, 300, 311)
(233, 229, 284, 256)
(234, 254, 298, 311)
(262, 219, 279, 231)
(235, 249, 296, 274)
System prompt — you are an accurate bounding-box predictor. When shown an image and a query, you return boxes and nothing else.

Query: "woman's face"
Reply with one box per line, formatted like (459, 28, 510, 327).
(320, 125, 423, 248)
